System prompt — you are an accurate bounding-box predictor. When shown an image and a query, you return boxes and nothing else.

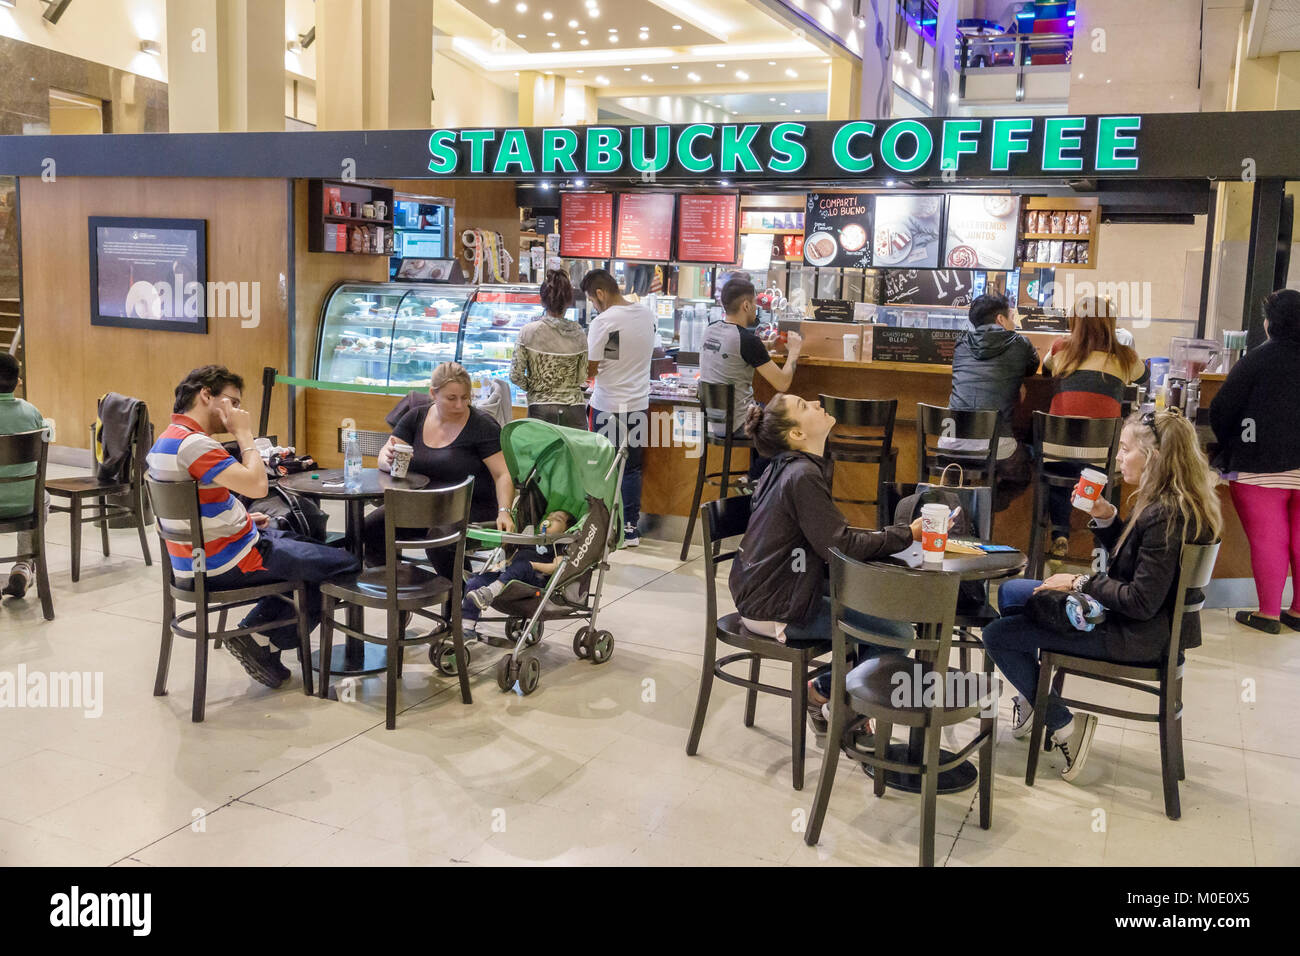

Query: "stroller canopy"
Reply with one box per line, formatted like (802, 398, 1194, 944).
(500, 419, 621, 523)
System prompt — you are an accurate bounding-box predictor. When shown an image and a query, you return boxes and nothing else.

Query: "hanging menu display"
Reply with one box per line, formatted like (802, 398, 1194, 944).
(871, 326, 963, 365)
(676, 194, 740, 263)
(614, 192, 675, 262)
(803, 193, 873, 269)
(882, 269, 974, 307)
(943, 194, 1019, 269)
(559, 192, 614, 259)
(873, 195, 944, 268)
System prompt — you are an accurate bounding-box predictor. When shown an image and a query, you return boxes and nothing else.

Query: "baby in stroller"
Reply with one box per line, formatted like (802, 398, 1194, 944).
(462, 508, 573, 639)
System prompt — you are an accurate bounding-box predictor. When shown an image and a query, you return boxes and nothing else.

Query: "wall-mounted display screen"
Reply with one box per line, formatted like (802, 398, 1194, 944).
(87, 216, 208, 334)
(614, 192, 675, 262)
(676, 193, 740, 264)
(559, 192, 614, 259)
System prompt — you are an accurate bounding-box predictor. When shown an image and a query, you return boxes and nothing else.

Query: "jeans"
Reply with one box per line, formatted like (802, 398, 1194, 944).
(589, 406, 646, 529)
(980, 578, 1114, 733)
(192, 529, 360, 651)
(10, 492, 50, 571)
(785, 595, 916, 697)
(462, 554, 548, 623)
(1045, 462, 1084, 540)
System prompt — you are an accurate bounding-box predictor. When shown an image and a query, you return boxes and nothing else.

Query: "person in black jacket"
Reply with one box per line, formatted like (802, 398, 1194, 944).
(1209, 289, 1300, 633)
(730, 395, 924, 733)
(981, 409, 1221, 782)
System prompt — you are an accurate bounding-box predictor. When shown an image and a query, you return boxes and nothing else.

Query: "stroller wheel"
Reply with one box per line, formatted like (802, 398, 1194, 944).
(495, 652, 516, 692)
(590, 630, 615, 665)
(430, 637, 467, 676)
(572, 626, 592, 660)
(506, 617, 545, 646)
(517, 655, 541, 695)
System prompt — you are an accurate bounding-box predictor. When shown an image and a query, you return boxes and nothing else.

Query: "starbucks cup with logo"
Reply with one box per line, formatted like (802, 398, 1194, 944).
(389, 442, 414, 479)
(843, 333, 861, 361)
(1072, 467, 1108, 512)
(920, 503, 950, 563)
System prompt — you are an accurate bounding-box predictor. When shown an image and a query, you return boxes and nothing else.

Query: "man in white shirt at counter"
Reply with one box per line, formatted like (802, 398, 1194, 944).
(582, 268, 661, 547)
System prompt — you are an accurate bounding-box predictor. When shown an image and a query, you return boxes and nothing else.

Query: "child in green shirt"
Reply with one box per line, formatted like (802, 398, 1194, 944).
(0, 354, 46, 599)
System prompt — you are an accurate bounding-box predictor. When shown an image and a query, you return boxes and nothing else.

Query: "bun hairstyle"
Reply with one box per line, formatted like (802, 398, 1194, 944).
(430, 361, 472, 394)
(539, 269, 575, 316)
(1118, 408, 1222, 549)
(744, 396, 800, 459)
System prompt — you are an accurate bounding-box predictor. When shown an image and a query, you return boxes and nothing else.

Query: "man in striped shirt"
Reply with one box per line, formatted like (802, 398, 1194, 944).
(148, 366, 357, 689)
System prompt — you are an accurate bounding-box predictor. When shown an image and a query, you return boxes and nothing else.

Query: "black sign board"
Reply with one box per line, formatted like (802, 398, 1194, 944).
(1020, 313, 1072, 332)
(871, 327, 964, 365)
(811, 299, 855, 322)
(804, 193, 873, 268)
(882, 269, 974, 307)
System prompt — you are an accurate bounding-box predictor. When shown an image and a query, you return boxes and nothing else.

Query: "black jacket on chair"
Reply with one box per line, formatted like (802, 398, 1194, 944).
(1208, 338, 1300, 474)
(1082, 503, 1205, 662)
(729, 450, 914, 625)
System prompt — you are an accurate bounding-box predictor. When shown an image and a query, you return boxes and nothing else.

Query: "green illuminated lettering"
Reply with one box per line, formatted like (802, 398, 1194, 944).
(832, 122, 875, 173)
(940, 119, 982, 172)
(880, 120, 934, 173)
(427, 130, 457, 174)
(990, 118, 1034, 171)
(1042, 116, 1087, 172)
(585, 126, 623, 173)
(721, 124, 763, 173)
(459, 130, 496, 175)
(1095, 115, 1141, 171)
(542, 128, 579, 173)
(768, 123, 807, 173)
(493, 129, 535, 174)
(630, 126, 671, 174)
(677, 125, 716, 173)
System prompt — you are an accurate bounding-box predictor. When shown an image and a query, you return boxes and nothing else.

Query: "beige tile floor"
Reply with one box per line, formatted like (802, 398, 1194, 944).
(1, 462, 1297, 866)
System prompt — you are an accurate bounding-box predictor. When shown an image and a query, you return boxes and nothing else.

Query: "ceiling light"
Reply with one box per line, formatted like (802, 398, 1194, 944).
(595, 75, 609, 85)
(768, 60, 776, 65)
(885, 179, 896, 187)
(539, 181, 551, 190)
(588, 7, 599, 17)
(735, 70, 748, 80)
(623, 67, 631, 71)
(542, 10, 553, 19)
(720, 180, 730, 186)
(577, 29, 585, 34)
(568, 18, 578, 27)
(640, 25, 649, 30)
(785, 68, 798, 78)
(585, 0, 597, 6)
(551, 41, 560, 48)
(687, 72, 700, 81)
(779, 101, 786, 106)
(546, 32, 556, 37)
(489, 0, 499, 3)
(575, 178, 586, 187)
(576, 69, 584, 73)
(139, 40, 162, 57)
(515, 2, 527, 11)
(769, 96, 775, 101)
(673, 24, 682, 30)
(516, 34, 526, 39)
(921, 69, 931, 79)
(793, 108, 801, 113)
(949, 92, 959, 103)
(671, 65, 679, 69)
(609, 35, 617, 42)
(822, 58, 831, 64)
(580, 38, 589, 45)
(639, 33, 649, 40)
(1077, 72, 1084, 79)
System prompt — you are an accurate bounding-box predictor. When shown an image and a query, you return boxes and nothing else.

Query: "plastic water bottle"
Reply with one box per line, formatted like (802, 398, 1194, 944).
(343, 428, 363, 492)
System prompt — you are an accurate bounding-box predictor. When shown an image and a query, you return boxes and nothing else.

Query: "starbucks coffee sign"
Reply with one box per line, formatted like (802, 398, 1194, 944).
(425, 115, 1143, 181)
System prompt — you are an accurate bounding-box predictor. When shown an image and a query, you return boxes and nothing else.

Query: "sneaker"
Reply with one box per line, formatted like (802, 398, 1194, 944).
(267, 650, 292, 683)
(2, 564, 31, 599)
(223, 635, 285, 689)
(1235, 610, 1281, 634)
(622, 524, 641, 548)
(1011, 695, 1035, 739)
(1052, 713, 1098, 783)
(1050, 536, 1069, 558)
(468, 584, 499, 611)
(807, 688, 829, 734)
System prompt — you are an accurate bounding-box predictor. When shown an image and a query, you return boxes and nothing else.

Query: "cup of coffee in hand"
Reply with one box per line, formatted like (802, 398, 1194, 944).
(1072, 468, 1108, 512)
(389, 442, 414, 479)
(920, 503, 950, 563)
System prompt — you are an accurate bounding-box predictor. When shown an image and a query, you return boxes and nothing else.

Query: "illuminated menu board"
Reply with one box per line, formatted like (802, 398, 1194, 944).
(559, 192, 614, 259)
(676, 194, 740, 264)
(614, 192, 676, 262)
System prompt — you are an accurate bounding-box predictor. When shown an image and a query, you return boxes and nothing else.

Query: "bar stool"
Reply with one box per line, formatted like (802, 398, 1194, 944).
(915, 404, 1002, 489)
(1026, 411, 1121, 579)
(679, 382, 754, 561)
(819, 395, 897, 516)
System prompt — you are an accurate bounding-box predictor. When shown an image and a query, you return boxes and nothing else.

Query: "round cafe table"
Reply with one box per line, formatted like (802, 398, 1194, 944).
(278, 468, 429, 677)
(862, 541, 1027, 795)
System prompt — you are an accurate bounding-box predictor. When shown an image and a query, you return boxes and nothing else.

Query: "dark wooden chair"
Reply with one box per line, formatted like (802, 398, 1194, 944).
(318, 476, 474, 729)
(819, 395, 898, 514)
(1026, 411, 1121, 578)
(804, 552, 998, 867)
(146, 477, 313, 723)
(47, 413, 153, 583)
(879, 481, 997, 673)
(680, 382, 755, 561)
(915, 403, 1002, 491)
(1025, 540, 1221, 819)
(685, 493, 831, 790)
(0, 429, 54, 620)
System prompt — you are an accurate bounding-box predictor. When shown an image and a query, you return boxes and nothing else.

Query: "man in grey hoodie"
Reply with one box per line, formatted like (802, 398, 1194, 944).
(947, 293, 1042, 462)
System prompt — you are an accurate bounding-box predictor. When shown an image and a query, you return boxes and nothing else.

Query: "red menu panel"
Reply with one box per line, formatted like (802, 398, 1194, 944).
(614, 192, 675, 262)
(560, 192, 614, 259)
(676, 194, 740, 263)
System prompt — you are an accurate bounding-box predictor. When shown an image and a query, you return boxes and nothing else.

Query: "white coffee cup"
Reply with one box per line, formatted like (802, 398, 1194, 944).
(1072, 467, 1109, 512)
(843, 333, 861, 362)
(920, 503, 950, 563)
(389, 442, 414, 479)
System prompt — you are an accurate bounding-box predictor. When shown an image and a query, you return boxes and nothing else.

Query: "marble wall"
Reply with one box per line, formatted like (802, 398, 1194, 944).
(0, 35, 167, 136)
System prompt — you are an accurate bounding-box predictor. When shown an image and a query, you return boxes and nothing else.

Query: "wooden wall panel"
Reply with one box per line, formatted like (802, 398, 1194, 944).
(20, 176, 290, 449)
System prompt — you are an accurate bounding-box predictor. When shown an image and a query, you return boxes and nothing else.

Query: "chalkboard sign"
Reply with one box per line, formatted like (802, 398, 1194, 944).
(812, 299, 854, 322)
(804, 193, 873, 269)
(871, 326, 963, 365)
(882, 269, 975, 307)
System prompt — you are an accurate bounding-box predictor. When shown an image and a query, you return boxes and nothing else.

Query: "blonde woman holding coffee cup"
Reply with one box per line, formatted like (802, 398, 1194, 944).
(366, 362, 516, 573)
(981, 409, 1221, 783)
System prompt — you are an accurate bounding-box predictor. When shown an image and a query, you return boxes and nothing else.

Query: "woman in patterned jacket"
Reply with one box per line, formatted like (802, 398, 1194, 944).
(511, 270, 589, 429)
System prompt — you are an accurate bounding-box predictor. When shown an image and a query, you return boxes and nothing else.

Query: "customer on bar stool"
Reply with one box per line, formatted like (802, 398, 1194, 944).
(698, 276, 803, 490)
(1041, 297, 1148, 558)
(0, 354, 47, 600)
(729, 396, 926, 736)
(980, 409, 1221, 781)
(1209, 288, 1300, 634)
(581, 268, 660, 547)
(371, 361, 516, 574)
(147, 365, 360, 689)
(511, 269, 589, 430)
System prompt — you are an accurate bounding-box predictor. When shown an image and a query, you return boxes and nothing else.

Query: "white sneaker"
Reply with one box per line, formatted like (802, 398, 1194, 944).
(622, 524, 641, 548)
(1052, 713, 1099, 783)
(1011, 695, 1035, 739)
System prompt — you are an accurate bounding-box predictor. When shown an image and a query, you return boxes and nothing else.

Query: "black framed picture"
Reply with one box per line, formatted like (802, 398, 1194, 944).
(88, 216, 208, 333)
